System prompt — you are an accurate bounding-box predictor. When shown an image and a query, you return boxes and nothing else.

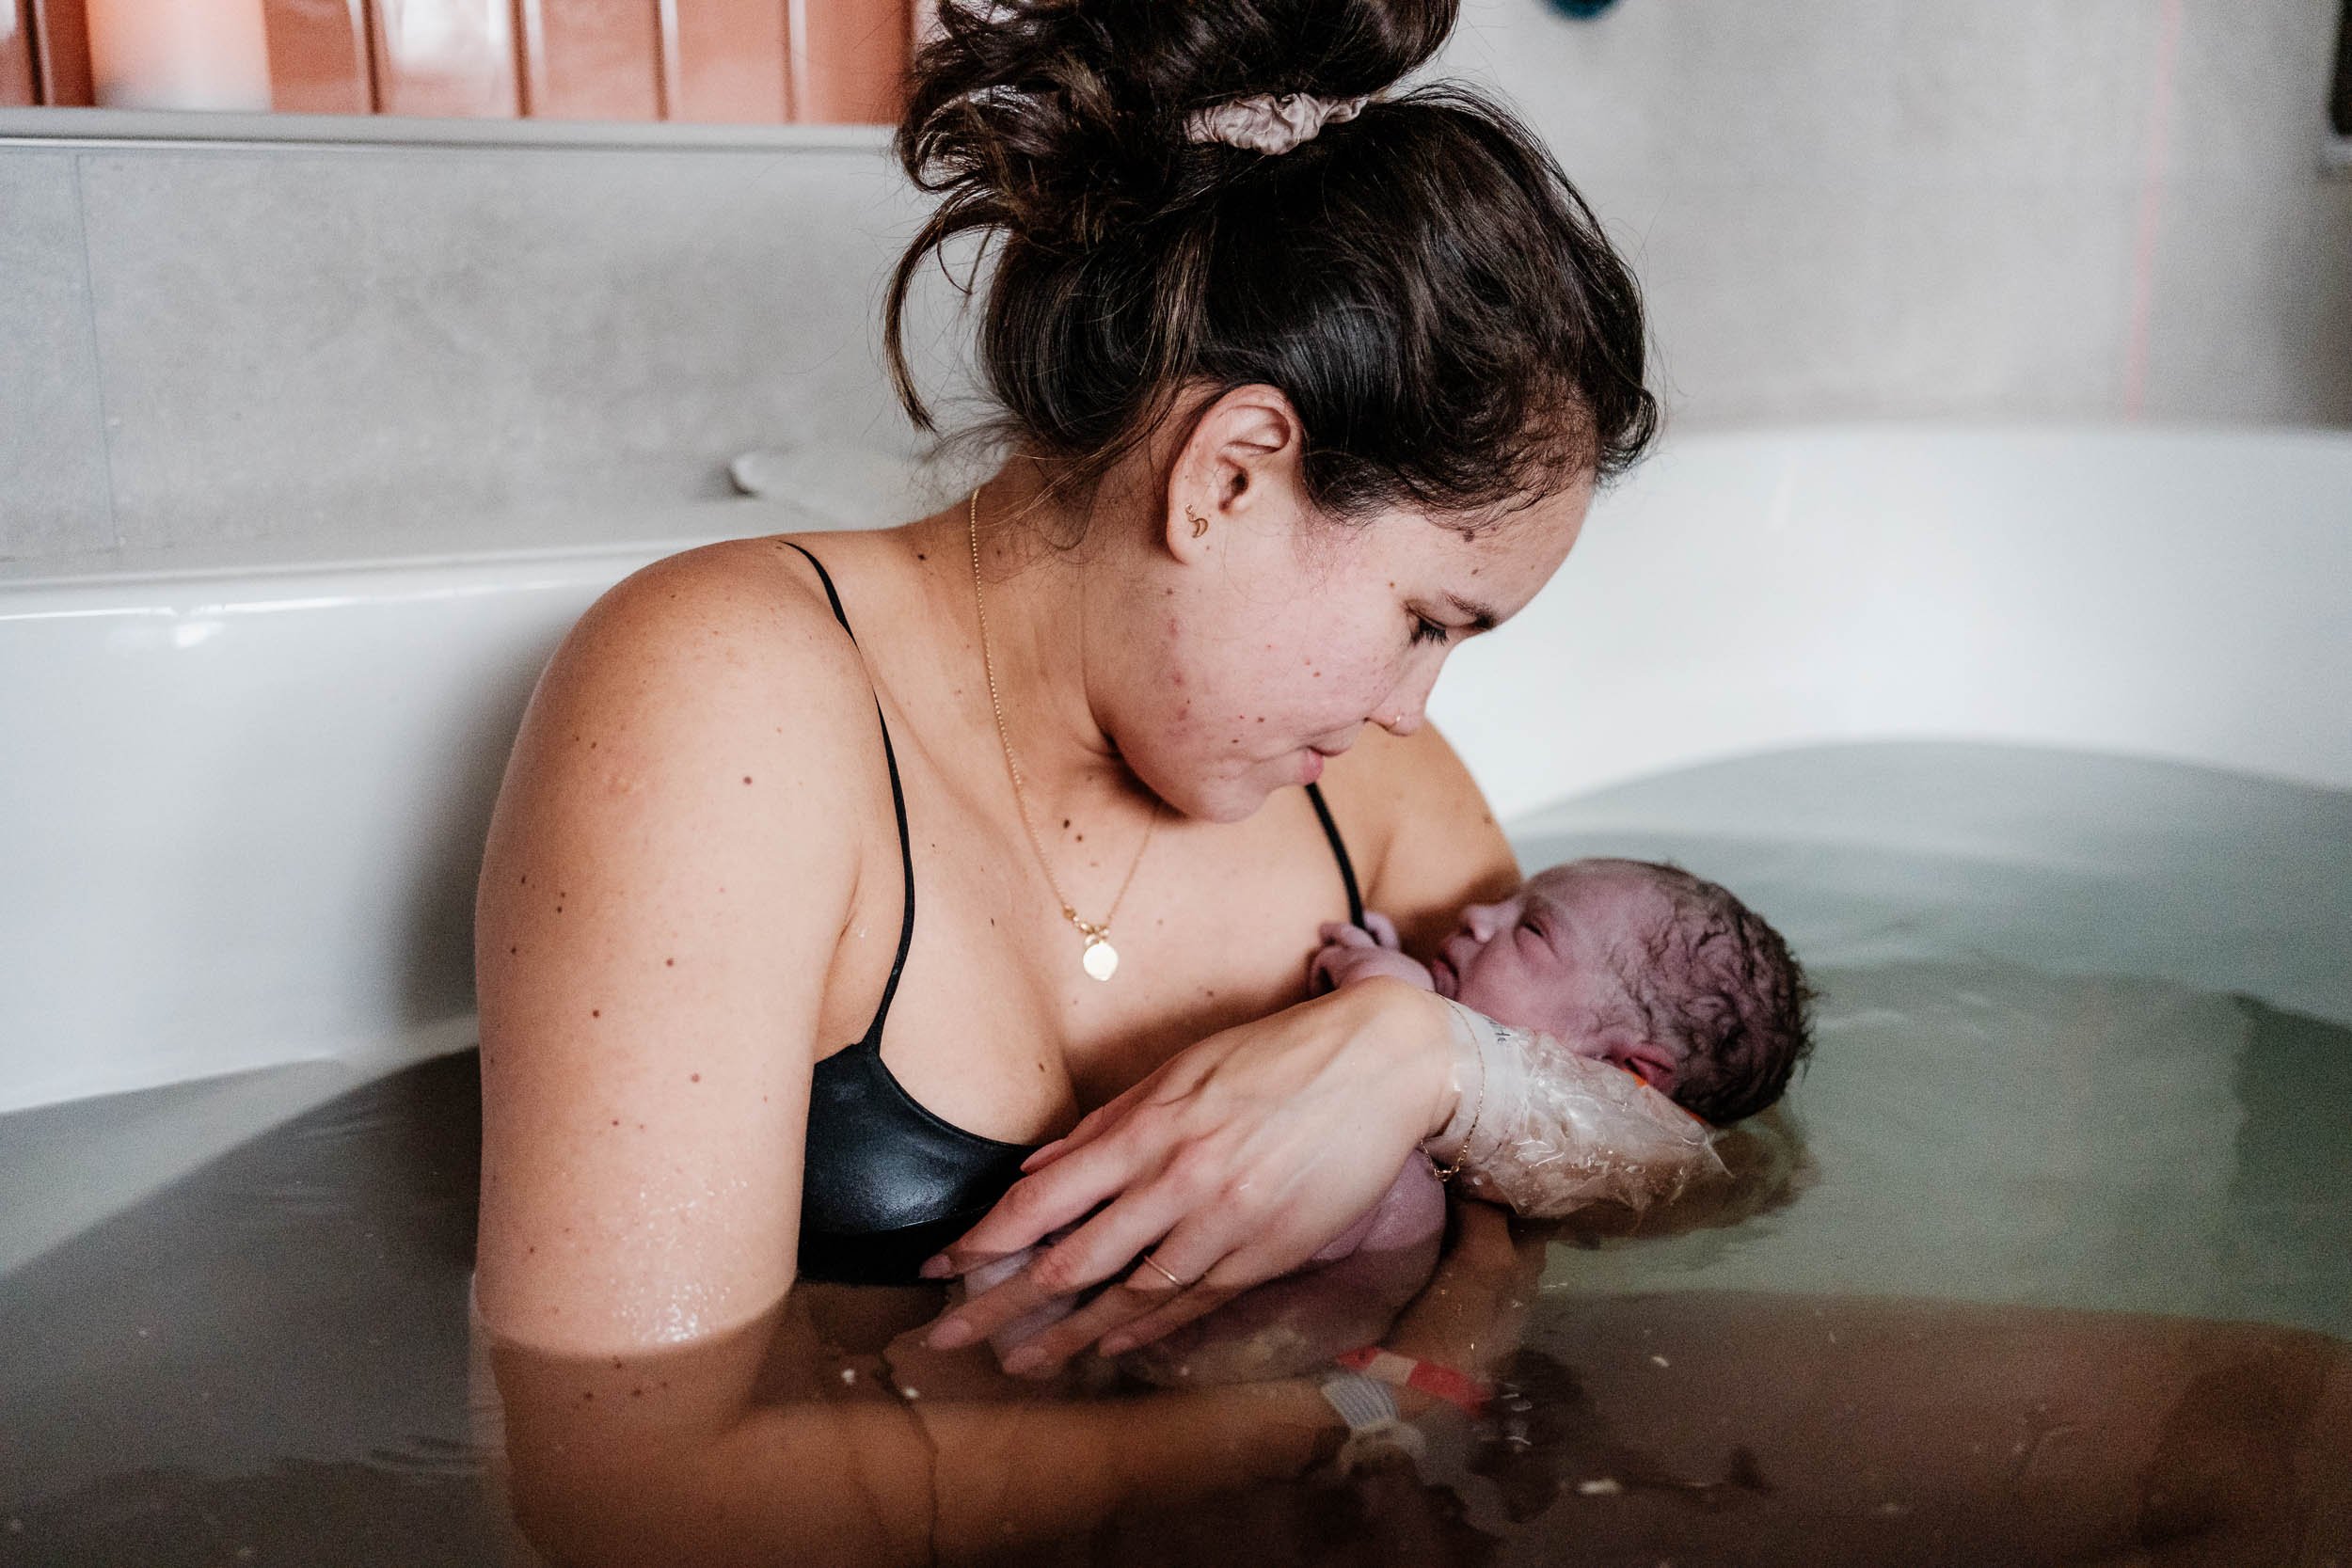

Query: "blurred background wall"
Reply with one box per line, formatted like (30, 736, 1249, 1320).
(1458, 0, 2352, 429)
(3, 0, 2346, 572)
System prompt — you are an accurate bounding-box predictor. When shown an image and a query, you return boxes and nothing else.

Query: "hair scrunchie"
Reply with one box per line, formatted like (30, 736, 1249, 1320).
(1183, 90, 1372, 154)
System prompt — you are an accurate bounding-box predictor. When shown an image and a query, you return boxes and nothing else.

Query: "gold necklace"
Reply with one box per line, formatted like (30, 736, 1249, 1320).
(968, 484, 1160, 982)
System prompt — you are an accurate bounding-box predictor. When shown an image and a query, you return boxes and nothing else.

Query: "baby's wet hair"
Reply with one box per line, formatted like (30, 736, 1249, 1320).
(1540, 860, 1818, 1126)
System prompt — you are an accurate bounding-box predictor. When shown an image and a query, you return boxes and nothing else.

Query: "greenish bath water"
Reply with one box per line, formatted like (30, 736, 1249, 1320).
(1509, 741, 2352, 1342)
(3, 741, 2344, 1564)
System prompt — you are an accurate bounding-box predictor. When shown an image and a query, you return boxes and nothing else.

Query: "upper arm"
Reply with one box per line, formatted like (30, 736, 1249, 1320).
(471, 546, 872, 1354)
(1345, 721, 1522, 963)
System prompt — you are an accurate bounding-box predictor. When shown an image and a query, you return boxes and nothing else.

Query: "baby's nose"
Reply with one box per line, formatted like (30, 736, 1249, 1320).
(1461, 902, 1503, 942)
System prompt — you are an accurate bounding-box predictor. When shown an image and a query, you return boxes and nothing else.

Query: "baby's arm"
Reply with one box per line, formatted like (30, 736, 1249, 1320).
(1314, 914, 1724, 1219)
(1426, 1002, 1726, 1219)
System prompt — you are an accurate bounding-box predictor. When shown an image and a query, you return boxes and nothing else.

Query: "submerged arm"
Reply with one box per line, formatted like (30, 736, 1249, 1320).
(488, 1309, 1364, 1568)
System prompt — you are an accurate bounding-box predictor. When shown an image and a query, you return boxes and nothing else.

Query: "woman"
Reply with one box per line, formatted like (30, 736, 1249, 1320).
(473, 0, 1654, 1556)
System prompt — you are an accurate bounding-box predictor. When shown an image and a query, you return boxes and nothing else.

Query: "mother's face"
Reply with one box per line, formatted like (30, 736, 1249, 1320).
(1103, 461, 1592, 824)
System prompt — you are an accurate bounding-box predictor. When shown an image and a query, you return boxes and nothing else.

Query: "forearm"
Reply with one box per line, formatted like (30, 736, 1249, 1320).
(1420, 999, 1724, 1218)
(927, 1378, 1345, 1557)
(499, 1354, 1348, 1568)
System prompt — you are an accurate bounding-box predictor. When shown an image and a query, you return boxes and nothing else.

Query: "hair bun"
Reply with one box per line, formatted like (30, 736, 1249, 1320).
(899, 0, 1455, 248)
(883, 0, 1657, 515)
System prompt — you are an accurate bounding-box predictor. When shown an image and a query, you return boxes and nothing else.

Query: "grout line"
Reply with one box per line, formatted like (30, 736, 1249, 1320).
(66, 150, 122, 553)
(2122, 0, 2185, 420)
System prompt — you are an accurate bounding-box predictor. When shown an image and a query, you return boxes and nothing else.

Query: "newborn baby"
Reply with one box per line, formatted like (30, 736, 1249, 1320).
(971, 856, 1814, 1386)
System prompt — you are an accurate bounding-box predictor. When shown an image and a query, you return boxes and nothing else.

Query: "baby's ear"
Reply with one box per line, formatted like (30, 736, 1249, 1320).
(1614, 1040, 1681, 1096)
(1587, 1022, 1680, 1095)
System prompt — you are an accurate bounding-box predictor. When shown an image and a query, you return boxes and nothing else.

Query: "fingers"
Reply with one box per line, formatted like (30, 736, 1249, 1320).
(996, 1259, 1238, 1375)
(1013, 1067, 1161, 1178)
(1317, 922, 1377, 950)
(1015, 1136, 1066, 1175)
(1094, 1278, 1241, 1357)
(922, 1142, 1200, 1351)
(1362, 910, 1403, 951)
(1005, 1209, 1253, 1370)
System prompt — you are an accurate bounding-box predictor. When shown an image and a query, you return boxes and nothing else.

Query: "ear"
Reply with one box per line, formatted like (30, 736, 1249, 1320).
(1162, 384, 1305, 566)
(1590, 1026, 1681, 1096)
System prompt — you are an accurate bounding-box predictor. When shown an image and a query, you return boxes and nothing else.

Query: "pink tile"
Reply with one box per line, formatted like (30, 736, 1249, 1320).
(369, 0, 518, 118)
(663, 0, 787, 123)
(3, 0, 37, 106)
(263, 0, 373, 114)
(517, 0, 660, 121)
(27, 0, 93, 104)
(789, 0, 907, 124)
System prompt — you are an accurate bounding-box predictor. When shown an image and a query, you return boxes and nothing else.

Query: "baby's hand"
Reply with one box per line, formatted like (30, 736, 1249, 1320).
(1311, 917, 1434, 995)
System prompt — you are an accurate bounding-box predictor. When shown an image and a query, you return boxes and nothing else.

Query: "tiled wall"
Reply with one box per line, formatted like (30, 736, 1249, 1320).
(3, 0, 2346, 571)
(1450, 0, 2352, 429)
(1, 130, 952, 569)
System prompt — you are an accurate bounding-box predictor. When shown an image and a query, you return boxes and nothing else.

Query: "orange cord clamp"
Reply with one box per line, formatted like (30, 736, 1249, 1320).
(1332, 1345, 1492, 1417)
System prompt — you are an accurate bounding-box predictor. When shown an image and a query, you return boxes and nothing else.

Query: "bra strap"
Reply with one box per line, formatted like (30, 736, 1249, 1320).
(1304, 782, 1366, 929)
(778, 541, 917, 1052)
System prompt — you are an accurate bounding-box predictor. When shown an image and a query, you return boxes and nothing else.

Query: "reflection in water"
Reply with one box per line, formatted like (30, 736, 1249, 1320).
(5, 744, 2351, 1563)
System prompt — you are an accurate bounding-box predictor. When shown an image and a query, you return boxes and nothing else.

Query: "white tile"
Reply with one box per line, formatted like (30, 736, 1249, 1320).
(0, 151, 116, 562)
(1888, 0, 2158, 182)
(1863, 178, 2143, 416)
(2141, 176, 2352, 421)
(2167, 0, 2341, 182)
(1449, 0, 1904, 185)
(75, 142, 927, 554)
(1625, 180, 1892, 423)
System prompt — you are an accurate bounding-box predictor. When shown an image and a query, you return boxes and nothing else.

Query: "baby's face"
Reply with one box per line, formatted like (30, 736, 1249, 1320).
(1429, 860, 1685, 1092)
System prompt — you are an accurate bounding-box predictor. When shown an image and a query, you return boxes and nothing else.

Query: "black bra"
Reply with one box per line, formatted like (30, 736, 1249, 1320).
(780, 542, 1365, 1286)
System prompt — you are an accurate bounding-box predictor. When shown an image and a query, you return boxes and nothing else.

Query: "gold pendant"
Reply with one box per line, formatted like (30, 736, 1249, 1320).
(1081, 934, 1120, 982)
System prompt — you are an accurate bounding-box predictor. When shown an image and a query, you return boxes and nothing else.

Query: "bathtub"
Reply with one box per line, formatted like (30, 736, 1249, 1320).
(5, 425, 2344, 1118)
(4, 425, 2349, 1559)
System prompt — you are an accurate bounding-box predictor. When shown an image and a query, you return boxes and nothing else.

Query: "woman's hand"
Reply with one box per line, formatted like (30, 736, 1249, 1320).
(916, 976, 1460, 1374)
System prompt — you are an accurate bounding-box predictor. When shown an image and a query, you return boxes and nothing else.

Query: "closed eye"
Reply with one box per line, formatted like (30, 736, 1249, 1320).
(1408, 613, 1450, 647)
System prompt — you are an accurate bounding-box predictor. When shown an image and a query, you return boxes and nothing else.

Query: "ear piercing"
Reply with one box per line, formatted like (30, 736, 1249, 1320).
(1186, 507, 1208, 538)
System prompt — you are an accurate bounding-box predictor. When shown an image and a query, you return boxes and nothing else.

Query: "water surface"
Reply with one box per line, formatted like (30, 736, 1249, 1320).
(4, 741, 2345, 1565)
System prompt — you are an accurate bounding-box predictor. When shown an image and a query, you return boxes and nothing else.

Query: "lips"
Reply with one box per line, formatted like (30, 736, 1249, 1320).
(1429, 955, 1456, 998)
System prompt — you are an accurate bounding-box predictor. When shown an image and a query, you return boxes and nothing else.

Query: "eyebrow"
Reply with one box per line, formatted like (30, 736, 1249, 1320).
(1442, 592, 1501, 632)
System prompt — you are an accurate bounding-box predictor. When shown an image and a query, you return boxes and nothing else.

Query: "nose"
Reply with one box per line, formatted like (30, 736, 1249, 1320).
(1375, 655, 1446, 737)
(1460, 901, 1506, 942)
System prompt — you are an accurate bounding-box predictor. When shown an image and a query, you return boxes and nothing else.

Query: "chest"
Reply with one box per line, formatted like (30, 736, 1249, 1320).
(811, 720, 1369, 1148)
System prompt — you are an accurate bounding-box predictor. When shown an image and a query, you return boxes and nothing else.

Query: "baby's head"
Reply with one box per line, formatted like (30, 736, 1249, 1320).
(1430, 859, 1816, 1125)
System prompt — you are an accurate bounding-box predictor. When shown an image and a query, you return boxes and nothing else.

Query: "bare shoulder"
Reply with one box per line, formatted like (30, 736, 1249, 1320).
(1317, 721, 1522, 961)
(471, 536, 882, 1352)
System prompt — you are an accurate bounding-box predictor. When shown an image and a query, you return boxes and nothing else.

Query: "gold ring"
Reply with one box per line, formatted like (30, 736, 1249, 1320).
(1132, 1253, 1187, 1291)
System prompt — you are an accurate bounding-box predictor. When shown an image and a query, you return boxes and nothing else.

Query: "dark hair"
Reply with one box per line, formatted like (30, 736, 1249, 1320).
(1549, 860, 1818, 1127)
(884, 0, 1658, 534)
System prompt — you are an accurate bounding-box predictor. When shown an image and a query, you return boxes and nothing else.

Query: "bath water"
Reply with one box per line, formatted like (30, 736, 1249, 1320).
(3, 741, 2345, 1564)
